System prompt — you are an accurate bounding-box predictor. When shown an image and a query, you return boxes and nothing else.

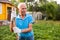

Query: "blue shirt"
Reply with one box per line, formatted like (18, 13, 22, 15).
(15, 13, 34, 37)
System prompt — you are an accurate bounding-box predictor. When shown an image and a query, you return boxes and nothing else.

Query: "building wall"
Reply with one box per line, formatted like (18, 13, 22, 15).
(0, 3, 6, 20)
(0, 2, 17, 21)
(0, 3, 12, 20)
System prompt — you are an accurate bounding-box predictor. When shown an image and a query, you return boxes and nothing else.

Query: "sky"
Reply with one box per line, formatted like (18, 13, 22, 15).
(54, 0, 60, 4)
(47, 0, 60, 4)
(35, 0, 60, 4)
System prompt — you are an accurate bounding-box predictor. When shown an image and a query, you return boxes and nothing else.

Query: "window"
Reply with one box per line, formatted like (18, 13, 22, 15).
(0, 3, 2, 14)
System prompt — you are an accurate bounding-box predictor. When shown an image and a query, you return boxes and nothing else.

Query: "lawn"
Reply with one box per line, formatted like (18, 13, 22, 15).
(0, 20, 60, 40)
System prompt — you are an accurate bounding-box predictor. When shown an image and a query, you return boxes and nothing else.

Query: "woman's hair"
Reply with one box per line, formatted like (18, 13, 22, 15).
(12, 17, 16, 27)
(12, 17, 16, 22)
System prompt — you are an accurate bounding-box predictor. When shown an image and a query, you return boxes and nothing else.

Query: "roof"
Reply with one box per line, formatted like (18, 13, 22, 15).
(0, 0, 18, 9)
(0, 0, 11, 3)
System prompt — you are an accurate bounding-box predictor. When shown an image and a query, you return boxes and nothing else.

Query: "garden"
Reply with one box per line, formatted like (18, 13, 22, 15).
(0, 20, 60, 40)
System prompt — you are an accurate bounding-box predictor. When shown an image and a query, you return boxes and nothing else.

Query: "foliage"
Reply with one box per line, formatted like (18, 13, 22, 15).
(45, 2, 58, 20)
(19, 0, 25, 2)
(28, 5, 33, 11)
(0, 21, 60, 40)
(28, 1, 60, 20)
(55, 5, 60, 20)
(33, 20, 60, 40)
(0, 26, 16, 40)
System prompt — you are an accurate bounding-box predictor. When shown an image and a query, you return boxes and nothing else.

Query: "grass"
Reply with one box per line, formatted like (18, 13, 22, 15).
(0, 26, 16, 40)
(0, 20, 60, 40)
(33, 20, 60, 40)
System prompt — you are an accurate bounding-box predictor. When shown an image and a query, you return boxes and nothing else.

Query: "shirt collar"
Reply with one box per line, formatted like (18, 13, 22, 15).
(17, 13, 29, 20)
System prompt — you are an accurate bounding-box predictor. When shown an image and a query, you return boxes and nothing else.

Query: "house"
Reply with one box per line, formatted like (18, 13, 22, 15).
(0, 0, 17, 25)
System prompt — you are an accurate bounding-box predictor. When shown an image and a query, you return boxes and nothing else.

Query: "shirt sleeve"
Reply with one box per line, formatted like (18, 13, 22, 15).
(28, 15, 34, 24)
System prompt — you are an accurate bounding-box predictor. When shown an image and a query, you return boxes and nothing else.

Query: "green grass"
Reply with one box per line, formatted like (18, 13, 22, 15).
(33, 20, 60, 40)
(0, 20, 60, 40)
(0, 26, 16, 40)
